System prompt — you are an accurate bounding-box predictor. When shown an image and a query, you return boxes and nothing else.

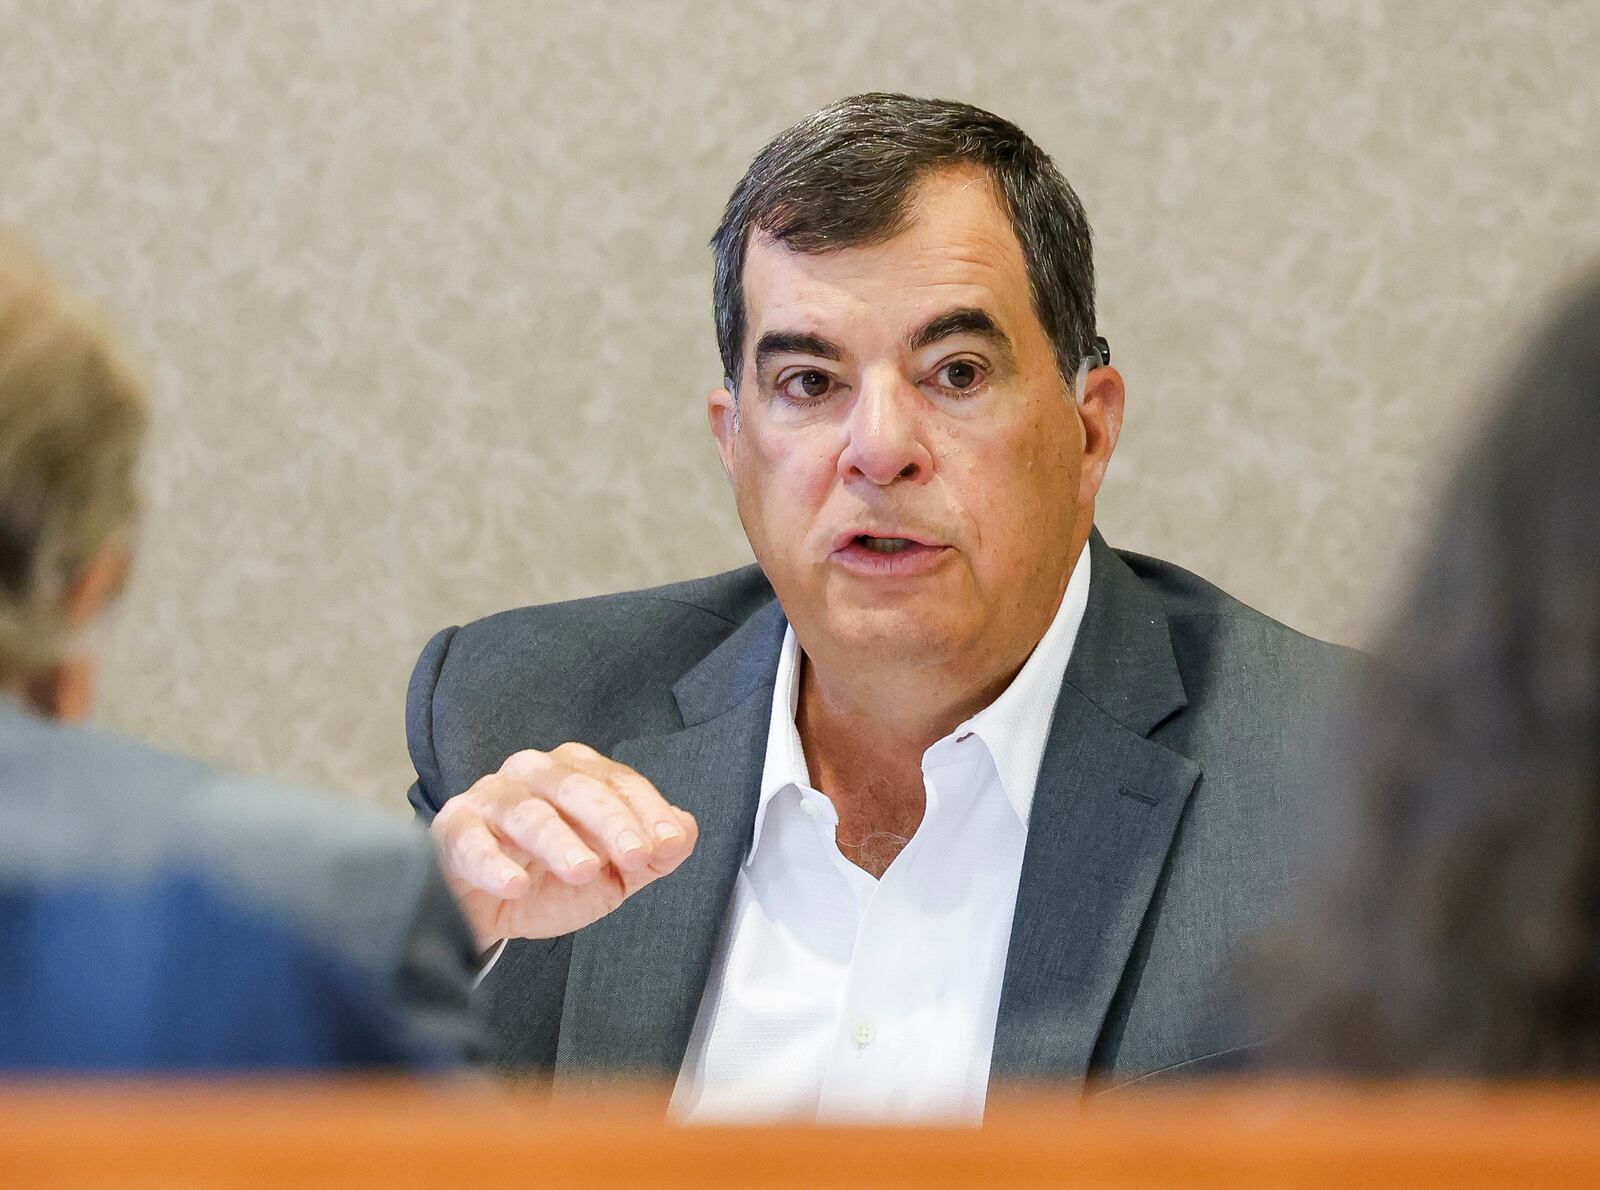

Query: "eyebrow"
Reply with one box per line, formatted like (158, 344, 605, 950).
(749, 307, 1015, 377)
(753, 331, 842, 375)
(907, 307, 1015, 369)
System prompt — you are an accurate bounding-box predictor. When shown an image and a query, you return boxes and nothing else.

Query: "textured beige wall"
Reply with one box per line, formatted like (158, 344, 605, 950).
(2, 0, 1598, 805)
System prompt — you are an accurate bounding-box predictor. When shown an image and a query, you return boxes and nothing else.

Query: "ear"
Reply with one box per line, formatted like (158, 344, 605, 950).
(24, 545, 131, 723)
(25, 657, 92, 723)
(707, 384, 738, 483)
(65, 544, 130, 629)
(1075, 364, 1125, 507)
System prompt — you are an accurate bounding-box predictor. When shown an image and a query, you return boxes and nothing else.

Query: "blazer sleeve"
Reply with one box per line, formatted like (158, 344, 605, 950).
(406, 625, 459, 823)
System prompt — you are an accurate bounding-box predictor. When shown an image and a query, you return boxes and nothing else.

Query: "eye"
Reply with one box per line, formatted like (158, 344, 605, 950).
(930, 358, 987, 394)
(777, 368, 837, 403)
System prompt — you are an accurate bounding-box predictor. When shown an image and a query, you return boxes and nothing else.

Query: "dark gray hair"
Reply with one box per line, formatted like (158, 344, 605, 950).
(710, 93, 1097, 391)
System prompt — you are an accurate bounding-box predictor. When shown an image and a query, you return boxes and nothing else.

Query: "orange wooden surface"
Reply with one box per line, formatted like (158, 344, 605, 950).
(2, 1079, 1599, 1189)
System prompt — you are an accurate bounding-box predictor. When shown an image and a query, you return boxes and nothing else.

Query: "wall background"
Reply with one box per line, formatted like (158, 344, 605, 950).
(2, 0, 1597, 805)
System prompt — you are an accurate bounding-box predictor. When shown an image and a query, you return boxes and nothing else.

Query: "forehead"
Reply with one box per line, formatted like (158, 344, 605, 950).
(741, 167, 1036, 350)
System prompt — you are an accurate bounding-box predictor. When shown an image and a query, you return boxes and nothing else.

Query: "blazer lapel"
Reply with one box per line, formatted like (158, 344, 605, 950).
(990, 531, 1202, 1086)
(553, 599, 786, 1085)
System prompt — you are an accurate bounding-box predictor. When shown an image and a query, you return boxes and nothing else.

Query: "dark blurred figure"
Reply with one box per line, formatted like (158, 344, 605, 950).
(0, 230, 480, 1071)
(1260, 272, 1600, 1076)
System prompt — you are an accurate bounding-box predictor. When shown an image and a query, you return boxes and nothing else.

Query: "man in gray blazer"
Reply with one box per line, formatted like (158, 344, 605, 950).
(0, 228, 479, 1070)
(409, 94, 1346, 1114)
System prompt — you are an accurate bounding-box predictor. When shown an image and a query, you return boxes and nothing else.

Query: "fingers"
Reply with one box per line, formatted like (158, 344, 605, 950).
(433, 791, 528, 900)
(630, 808, 698, 889)
(434, 743, 699, 919)
(447, 816, 532, 897)
(573, 756, 699, 886)
(498, 745, 696, 876)
(607, 763, 694, 856)
(496, 787, 604, 885)
(549, 770, 654, 871)
(578, 751, 699, 879)
(433, 768, 606, 900)
(492, 751, 644, 875)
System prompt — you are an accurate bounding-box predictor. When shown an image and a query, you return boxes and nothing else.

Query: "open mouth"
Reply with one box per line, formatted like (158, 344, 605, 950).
(832, 532, 948, 576)
(855, 535, 919, 555)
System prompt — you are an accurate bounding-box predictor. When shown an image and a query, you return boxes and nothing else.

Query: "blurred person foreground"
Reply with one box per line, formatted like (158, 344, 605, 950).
(1256, 270, 1600, 1077)
(0, 229, 479, 1072)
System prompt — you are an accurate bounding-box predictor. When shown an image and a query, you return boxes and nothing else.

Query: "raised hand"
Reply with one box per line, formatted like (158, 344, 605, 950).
(430, 743, 698, 948)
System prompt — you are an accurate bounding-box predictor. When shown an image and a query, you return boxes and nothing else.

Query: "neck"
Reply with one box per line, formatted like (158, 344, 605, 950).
(792, 625, 1044, 878)
(796, 648, 1019, 765)
(786, 532, 1089, 876)
(794, 572, 1071, 795)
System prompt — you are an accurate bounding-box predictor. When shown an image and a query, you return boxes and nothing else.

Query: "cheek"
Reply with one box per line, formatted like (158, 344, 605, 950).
(955, 421, 1082, 571)
(732, 430, 838, 549)
(1018, 408, 1085, 509)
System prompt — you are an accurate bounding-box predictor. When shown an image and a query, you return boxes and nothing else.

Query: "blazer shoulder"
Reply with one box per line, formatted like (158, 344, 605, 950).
(415, 566, 776, 752)
(1114, 546, 1359, 677)
(1110, 548, 1360, 803)
(456, 564, 775, 646)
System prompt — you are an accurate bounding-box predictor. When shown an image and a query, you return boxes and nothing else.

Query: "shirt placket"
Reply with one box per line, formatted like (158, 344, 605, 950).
(811, 764, 954, 1119)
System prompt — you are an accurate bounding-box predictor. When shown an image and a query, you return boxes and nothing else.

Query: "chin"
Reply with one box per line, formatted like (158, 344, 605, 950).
(821, 603, 973, 665)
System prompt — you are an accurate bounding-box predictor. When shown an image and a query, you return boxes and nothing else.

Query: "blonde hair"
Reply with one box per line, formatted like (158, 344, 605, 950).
(0, 230, 147, 680)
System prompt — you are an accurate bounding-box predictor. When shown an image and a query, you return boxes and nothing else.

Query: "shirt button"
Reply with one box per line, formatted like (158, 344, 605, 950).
(800, 799, 819, 818)
(851, 1023, 876, 1047)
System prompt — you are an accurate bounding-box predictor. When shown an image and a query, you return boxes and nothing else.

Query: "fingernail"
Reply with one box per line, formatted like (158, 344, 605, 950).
(654, 822, 684, 843)
(564, 846, 596, 871)
(617, 830, 645, 856)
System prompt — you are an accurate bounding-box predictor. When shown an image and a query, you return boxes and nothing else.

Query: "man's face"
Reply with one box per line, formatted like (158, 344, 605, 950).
(709, 166, 1122, 675)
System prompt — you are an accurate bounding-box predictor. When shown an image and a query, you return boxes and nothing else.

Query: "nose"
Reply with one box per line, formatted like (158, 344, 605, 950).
(837, 373, 933, 486)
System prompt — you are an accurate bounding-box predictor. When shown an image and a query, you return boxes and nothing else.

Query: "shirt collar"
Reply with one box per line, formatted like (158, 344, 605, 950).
(747, 620, 813, 858)
(956, 541, 1091, 823)
(747, 542, 1092, 857)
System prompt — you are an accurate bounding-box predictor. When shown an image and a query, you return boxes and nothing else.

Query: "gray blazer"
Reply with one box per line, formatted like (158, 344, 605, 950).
(407, 531, 1349, 1089)
(0, 702, 481, 1067)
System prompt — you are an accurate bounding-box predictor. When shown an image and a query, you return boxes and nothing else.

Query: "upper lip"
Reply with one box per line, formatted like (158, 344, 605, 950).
(830, 528, 945, 552)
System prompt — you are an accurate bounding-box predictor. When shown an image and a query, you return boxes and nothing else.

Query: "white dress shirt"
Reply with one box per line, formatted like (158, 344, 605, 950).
(671, 545, 1092, 1124)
